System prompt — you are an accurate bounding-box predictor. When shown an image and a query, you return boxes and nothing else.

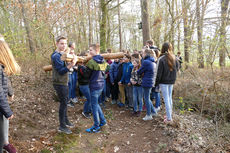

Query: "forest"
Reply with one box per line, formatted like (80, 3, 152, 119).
(0, 0, 230, 152)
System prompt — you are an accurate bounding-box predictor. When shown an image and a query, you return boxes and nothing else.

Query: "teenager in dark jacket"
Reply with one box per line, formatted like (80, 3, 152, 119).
(0, 35, 20, 153)
(78, 62, 91, 119)
(155, 42, 179, 123)
(109, 59, 119, 104)
(137, 49, 157, 121)
(116, 58, 125, 107)
(119, 54, 133, 108)
(85, 44, 107, 133)
(51, 36, 77, 134)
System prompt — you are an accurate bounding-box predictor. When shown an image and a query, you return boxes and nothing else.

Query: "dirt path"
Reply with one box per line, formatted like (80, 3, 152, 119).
(8, 74, 227, 153)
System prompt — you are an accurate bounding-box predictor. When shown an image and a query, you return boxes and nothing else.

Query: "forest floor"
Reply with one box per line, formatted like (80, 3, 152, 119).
(7, 72, 230, 153)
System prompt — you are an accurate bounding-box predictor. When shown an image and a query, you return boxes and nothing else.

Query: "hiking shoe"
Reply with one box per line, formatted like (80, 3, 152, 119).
(72, 97, 78, 103)
(155, 106, 161, 112)
(117, 102, 125, 107)
(3, 144, 17, 153)
(67, 101, 74, 107)
(143, 115, 153, 121)
(99, 121, 107, 127)
(111, 100, 116, 104)
(82, 112, 91, 119)
(66, 122, 74, 128)
(85, 126, 101, 133)
(58, 127, 72, 134)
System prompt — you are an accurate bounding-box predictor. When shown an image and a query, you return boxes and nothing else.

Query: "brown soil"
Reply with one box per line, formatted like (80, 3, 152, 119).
(7, 73, 228, 153)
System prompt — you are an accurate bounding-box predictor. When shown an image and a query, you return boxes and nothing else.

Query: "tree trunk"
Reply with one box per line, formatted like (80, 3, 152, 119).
(87, 0, 92, 45)
(118, 0, 122, 51)
(219, 0, 229, 67)
(100, 0, 107, 53)
(196, 0, 204, 68)
(19, 0, 36, 53)
(140, 0, 150, 46)
(182, 0, 189, 62)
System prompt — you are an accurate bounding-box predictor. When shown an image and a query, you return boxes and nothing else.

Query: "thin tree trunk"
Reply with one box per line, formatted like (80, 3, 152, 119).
(118, 0, 122, 51)
(87, 0, 92, 45)
(219, 0, 229, 67)
(100, 0, 107, 53)
(182, 0, 189, 62)
(19, 0, 36, 53)
(196, 0, 204, 68)
(141, 0, 150, 46)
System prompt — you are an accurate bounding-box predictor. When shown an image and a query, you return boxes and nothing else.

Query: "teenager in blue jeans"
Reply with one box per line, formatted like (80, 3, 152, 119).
(85, 44, 107, 133)
(155, 42, 179, 123)
(137, 49, 157, 121)
(130, 59, 143, 117)
(77, 61, 92, 119)
(51, 36, 77, 134)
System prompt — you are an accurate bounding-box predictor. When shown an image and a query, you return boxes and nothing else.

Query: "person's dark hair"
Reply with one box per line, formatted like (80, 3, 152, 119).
(160, 42, 175, 71)
(124, 53, 131, 60)
(56, 36, 67, 43)
(177, 51, 181, 55)
(68, 42, 75, 48)
(154, 49, 160, 58)
(146, 40, 153, 46)
(107, 48, 112, 53)
(131, 53, 140, 60)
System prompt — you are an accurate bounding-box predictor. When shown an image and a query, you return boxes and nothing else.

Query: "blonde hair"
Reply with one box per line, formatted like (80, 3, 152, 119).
(0, 37, 21, 75)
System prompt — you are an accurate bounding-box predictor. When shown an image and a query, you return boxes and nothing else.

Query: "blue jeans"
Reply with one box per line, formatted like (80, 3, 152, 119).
(99, 80, 106, 105)
(143, 87, 156, 116)
(53, 85, 69, 128)
(125, 85, 133, 107)
(68, 71, 77, 99)
(160, 84, 173, 120)
(133, 86, 143, 112)
(91, 88, 106, 128)
(79, 85, 91, 113)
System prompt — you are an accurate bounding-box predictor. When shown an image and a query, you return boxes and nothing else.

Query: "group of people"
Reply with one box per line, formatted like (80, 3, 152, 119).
(51, 36, 180, 135)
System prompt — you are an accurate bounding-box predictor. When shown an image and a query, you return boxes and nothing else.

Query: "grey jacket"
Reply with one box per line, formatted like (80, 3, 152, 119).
(0, 65, 13, 118)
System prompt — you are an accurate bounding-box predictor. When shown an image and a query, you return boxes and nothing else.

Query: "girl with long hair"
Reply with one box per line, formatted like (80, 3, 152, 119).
(0, 34, 20, 153)
(155, 42, 179, 123)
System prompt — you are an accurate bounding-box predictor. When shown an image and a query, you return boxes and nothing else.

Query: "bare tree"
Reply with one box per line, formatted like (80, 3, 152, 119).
(140, 0, 150, 46)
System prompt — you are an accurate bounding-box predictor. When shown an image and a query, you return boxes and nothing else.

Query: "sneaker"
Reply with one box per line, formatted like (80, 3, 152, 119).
(105, 97, 109, 102)
(155, 106, 161, 112)
(164, 118, 173, 124)
(72, 97, 78, 103)
(99, 121, 107, 127)
(85, 126, 101, 133)
(151, 112, 157, 117)
(66, 122, 74, 128)
(3, 144, 17, 153)
(82, 112, 91, 119)
(58, 127, 72, 134)
(67, 101, 74, 107)
(143, 115, 153, 121)
(111, 100, 116, 104)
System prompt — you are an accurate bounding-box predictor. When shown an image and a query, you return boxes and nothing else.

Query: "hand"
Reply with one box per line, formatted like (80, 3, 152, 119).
(9, 95, 14, 101)
(8, 114, 14, 120)
(112, 83, 114, 85)
(128, 83, 131, 86)
(118, 82, 122, 85)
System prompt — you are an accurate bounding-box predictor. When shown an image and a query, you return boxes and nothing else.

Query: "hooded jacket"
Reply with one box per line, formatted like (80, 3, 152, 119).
(0, 65, 13, 118)
(137, 56, 155, 88)
(109, 61, 119, 84)
(86, 55, 108, 91)
(119, 62, 133, 84)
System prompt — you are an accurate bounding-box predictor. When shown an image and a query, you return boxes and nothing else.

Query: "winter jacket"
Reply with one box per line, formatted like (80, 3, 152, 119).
(86, 55, 108, 91)
(130, 70, 142, 86)
(0, 65, 13, 118)
(116, 62, 124, 82)
(155, 54, 179, 86)
(51, 51, 69, 86)
(137, 56, 155, 88)
(77, 65, 90, 85)
(109, 61, 119, 84)
(119, 62, 133, 84)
